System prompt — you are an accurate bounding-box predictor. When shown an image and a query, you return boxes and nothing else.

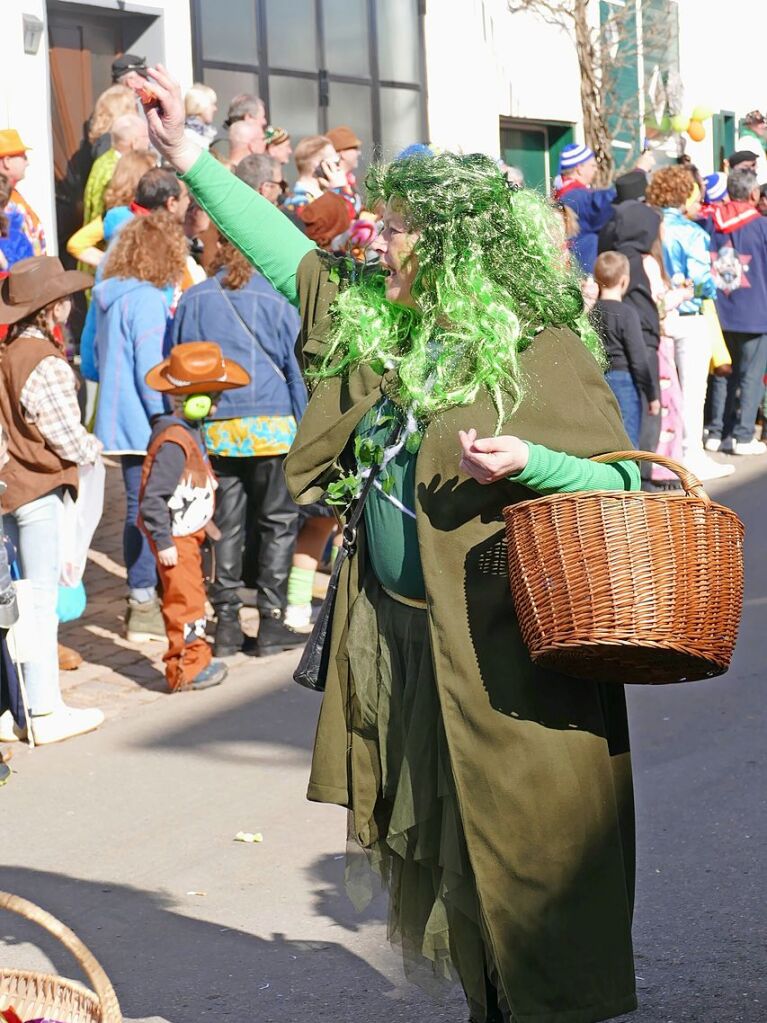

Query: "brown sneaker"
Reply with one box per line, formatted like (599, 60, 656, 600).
(58, 643, 83, 671)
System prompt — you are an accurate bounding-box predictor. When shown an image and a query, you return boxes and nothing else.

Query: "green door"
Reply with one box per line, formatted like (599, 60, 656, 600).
(712, 112, 736, 171)
(500, 123, 574, 193)
(501, 125, 548, 191)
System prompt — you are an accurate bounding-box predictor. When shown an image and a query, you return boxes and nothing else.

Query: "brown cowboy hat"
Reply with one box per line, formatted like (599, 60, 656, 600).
(0, 256, 93, 325)
(145, 341, 250, 395)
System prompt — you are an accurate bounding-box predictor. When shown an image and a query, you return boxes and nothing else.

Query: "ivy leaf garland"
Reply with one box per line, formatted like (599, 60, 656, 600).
(323, 404, 423, 511)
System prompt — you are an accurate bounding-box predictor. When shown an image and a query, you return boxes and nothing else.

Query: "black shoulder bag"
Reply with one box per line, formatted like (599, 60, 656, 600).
(294, 426, 400, 692)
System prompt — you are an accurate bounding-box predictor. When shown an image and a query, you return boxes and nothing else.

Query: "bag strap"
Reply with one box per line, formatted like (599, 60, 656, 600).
(213, 276, 287, 383)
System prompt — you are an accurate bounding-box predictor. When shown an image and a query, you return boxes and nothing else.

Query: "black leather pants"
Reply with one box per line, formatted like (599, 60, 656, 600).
(209, 455, 299, 615)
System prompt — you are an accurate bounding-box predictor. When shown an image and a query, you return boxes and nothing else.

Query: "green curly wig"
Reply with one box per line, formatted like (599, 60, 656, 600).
(311, 151, 604, 426)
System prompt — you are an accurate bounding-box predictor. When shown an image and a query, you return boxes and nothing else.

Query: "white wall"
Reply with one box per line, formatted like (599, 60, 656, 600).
(0, 1, 57, 252)
(423, 0, 583, 158)
(0, 0, 194, 256)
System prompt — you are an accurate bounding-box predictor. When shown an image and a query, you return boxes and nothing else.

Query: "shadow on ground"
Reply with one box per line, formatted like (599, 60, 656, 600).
(0, 866, 423, 1023)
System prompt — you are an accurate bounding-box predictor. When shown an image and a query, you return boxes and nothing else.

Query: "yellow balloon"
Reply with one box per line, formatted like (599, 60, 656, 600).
(691, 105, 713, 122)
(671, 114, 689, 133)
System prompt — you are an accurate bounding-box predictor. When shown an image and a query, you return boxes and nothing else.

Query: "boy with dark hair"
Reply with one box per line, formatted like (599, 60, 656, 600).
(591, 250, 659, 447)
(139, 342, 249, 691)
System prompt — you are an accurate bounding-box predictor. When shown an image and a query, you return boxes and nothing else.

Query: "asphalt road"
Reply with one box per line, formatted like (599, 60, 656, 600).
(1, 458, 764, 1023)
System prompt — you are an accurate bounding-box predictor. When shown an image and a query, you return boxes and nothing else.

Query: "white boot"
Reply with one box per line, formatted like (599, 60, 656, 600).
(0, 710, 26, 743)
(30, 705, 104, 745)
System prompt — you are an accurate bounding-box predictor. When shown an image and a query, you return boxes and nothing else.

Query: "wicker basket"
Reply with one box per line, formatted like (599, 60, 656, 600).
(0, 892, 121, 1023)
(503, 450, 745, 684)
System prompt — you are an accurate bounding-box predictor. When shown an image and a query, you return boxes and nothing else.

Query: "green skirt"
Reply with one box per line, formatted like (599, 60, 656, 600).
(345, 575, 500, 1020)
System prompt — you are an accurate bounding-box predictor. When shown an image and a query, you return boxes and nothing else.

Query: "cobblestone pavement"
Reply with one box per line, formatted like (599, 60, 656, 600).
(56, 459, 263, 720)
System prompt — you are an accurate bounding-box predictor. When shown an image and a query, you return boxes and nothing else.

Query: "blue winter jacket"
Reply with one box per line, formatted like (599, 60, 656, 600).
(705, 205, 767, 334)
(560, 185, 617, 273)
(91, 276, 173, 453)
(168, 270, 306, 422)
(660, 208, 716, 313)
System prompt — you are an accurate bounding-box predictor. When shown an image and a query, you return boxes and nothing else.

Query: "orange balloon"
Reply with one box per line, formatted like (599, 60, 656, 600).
(687, 120, 706, 142)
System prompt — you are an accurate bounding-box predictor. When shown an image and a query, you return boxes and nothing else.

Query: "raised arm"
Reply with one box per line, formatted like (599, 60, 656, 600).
(128, 65, 315, 307)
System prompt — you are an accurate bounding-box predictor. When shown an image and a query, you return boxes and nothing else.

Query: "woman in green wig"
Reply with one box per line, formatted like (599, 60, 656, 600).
(136, 67, 641, 1023)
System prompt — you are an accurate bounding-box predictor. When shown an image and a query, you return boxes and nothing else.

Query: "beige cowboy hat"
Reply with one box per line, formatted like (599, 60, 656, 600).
(145, 341, 250, 395)
(0, 256, 92, 325)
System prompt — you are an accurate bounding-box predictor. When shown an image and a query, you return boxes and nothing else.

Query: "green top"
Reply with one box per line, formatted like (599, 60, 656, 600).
(183, 151, 641, 596)
(359, 403, 640, 601)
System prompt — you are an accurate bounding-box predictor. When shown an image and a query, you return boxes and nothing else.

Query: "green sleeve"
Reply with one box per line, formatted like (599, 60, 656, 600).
(181, 151, 316, 306)
(511, 442, 641, 494)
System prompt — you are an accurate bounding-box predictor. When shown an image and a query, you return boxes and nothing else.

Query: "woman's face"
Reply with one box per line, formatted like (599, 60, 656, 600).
(370, 198, 421, 308)
(49, 297, 72, 327)
(268, 139, 292, 165)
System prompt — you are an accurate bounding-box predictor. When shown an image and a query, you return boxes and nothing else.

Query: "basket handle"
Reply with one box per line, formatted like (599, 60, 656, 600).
(590, 449, 710, 503)
(0, 891, 122, 1023)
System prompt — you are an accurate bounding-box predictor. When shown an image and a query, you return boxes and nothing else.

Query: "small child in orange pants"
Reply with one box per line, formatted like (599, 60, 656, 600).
(139, 342, 249, 691)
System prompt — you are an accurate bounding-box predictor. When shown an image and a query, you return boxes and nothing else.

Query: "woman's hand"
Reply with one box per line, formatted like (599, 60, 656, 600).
(0, 425, 9, 472)
(128, 65, 200, 173)
(458, 429, 530, 484)
(157, 545, 178, 568)
(648, 399, 661, 416)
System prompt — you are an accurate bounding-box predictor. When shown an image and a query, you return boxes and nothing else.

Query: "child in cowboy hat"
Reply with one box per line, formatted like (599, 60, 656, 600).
(139, 342, 249, 691)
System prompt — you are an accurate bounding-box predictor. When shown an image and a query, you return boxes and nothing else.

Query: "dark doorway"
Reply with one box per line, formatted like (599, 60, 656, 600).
(47, 2, 156, 266)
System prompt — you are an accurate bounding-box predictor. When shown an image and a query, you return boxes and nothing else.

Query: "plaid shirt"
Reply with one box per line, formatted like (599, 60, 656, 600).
(19, 339, 101, 466)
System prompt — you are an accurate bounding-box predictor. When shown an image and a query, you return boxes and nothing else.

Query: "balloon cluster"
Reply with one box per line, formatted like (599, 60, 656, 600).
(669, 105, 713, 142)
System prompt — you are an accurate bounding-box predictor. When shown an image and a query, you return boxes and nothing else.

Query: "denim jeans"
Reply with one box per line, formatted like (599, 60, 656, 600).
(705, 374, 728, 438)
(721, 332, 767, 442)
(3, 492, 63, 715)
(121, 455, 157, 600)
(606, 370, 642, 449)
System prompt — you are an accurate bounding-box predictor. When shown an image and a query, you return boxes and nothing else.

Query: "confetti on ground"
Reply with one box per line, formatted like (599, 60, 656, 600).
(234, 831, 264, 843)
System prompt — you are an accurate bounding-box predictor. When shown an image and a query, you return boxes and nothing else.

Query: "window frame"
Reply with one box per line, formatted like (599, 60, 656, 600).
(190, 0, 429, 154)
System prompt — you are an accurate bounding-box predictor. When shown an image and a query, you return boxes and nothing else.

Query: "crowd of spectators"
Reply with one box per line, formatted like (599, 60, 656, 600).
(0, 51, 764, 752)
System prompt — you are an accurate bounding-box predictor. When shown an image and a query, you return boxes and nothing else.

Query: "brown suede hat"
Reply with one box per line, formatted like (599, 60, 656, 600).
(145, 341, 250, 395)
(0, 256, 92, 325)
(326, 125, 362, 152)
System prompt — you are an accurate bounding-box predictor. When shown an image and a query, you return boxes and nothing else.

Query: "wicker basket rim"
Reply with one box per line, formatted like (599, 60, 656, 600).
(0, 969, 97, 998)
(502, 488, 744, 528)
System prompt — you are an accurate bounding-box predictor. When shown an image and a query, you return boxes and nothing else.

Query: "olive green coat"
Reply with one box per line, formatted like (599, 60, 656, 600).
(284, 253, 637, 1023)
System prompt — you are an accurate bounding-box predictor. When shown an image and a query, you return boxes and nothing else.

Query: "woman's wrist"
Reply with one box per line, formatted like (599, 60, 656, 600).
(166, 139, 204, 176)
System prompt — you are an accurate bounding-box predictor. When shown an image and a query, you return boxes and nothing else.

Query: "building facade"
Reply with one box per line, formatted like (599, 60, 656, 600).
(2, 0, 766, 256)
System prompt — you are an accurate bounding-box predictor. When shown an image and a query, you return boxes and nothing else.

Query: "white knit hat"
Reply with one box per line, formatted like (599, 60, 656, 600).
(559, 143, 595, 173)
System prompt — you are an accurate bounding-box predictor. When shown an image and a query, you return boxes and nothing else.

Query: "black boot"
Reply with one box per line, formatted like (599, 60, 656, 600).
(243, 608, 306, 658)
(213, 609, 244, 657)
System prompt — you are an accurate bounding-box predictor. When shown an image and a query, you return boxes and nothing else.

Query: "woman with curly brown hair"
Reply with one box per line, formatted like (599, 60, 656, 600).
(92, 210, 189, 641)
(646, 166, 732, 481)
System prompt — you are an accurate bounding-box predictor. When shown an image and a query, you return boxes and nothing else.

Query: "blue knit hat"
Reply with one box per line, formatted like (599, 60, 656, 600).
(559, 143, 595, 173)
(704, 172, 728, 204)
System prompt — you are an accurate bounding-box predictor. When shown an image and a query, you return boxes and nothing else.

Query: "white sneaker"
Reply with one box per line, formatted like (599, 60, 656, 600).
(0, 710, 26, 743)
(30, 705, 104, 746)
(685, 458, 736, 481)
(284, 603, 312, 632)
(728, 438, 767, 456)
(704, 436, 722, 452)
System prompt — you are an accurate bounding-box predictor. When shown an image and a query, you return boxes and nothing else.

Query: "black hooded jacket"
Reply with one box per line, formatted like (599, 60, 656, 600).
(598, 200, 662, 348)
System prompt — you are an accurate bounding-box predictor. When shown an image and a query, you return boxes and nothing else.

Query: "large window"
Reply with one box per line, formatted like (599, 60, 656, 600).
(191, 0, 427, 171)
